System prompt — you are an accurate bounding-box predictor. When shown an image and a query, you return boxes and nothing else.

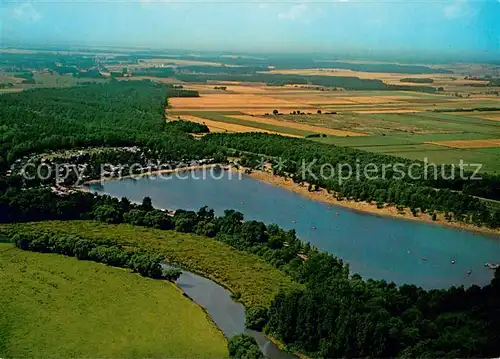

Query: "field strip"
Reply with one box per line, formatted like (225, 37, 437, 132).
(426, 139, 500, 149)
(354, 109, 422, 114)
(170, 93, 308, 109)
(449, 112, 500, 122)
(178, 115, 302, 137)
(232, 115, 367, 137)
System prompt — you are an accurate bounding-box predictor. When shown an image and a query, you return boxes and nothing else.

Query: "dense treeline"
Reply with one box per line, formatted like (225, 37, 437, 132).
(266, 257, 500, 358)
(175, 73, 437, 93)
(165, 120, 210, 134)
(400, 77, 434, 83)
(8, 230, 181, 281)
(433, 107, 500, 113)
(0, 80, 213, 170)
(203, 133, 500, 228)
(2, 186, 500, 358)
(0, 188, 315, 277)
(313, 61, 452, 74)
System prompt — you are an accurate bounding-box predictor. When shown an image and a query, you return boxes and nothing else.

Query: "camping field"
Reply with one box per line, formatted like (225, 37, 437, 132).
(0, 242, 228, 358)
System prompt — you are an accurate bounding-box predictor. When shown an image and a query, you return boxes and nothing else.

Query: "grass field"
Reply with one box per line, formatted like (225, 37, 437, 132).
(33, 73, 108, 86)
(0, 221, 299, 307)
(426, 139, 500, 149)
(180, 111, 315, 137)
(0, 242, 228, 358)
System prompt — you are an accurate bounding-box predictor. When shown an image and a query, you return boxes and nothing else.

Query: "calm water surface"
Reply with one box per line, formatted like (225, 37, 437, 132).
(88, 170, 500, 289)
(161, 264, 296, 359)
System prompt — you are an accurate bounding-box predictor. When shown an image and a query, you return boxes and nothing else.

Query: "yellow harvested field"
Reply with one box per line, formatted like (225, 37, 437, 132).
(224, 85, 269, 93)
(170, 94, 307, 109)
(233, 115, 367, 137)
(427, 139, 500, 149)
(346, 96, 409, 104)
(172, 107, 308, 114)
(176, 115, 301, 137)
(267, 94, 355, 105)
(267, 93, 413, 106)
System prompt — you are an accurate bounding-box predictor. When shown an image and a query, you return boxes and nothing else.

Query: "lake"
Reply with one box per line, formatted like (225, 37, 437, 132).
(86, 169, 500, 289)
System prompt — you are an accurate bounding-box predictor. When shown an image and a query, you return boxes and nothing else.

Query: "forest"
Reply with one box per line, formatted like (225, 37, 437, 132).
(1, 79, 500, 358)
(1, 79, 499, 226)
(1, 187, 500, 358)
(0, 80, 213, 171)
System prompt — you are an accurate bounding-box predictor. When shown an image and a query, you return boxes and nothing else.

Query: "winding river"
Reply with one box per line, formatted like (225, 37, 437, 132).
(162, 264, 296, 359)
(86, 169, 500, 289)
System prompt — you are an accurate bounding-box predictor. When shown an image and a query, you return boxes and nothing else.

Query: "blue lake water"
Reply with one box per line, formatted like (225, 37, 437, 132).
(87, 170, 500, 289)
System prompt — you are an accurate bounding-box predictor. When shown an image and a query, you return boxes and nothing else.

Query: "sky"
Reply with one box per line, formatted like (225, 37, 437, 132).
(0, 0, 498, 58)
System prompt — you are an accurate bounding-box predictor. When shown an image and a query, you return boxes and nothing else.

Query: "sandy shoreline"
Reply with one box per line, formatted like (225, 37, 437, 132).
(234, 167, 500, 237)
(77, 163, 499, 236)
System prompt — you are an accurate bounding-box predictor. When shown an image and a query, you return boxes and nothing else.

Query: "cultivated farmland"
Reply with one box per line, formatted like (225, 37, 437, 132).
(166, 78, 500, 172)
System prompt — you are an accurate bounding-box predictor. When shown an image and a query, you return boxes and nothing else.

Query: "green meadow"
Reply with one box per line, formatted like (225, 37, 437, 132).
(0, 221, 300, 307)
(0, 242, 228, 358)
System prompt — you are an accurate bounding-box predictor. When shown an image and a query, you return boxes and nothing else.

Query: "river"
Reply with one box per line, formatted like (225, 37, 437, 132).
(162, 264, 296, 359)
(86, 169, 500, 289)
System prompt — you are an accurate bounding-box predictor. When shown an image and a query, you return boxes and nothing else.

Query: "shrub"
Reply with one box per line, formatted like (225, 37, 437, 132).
(245, 307, 269, 331)
(228, 334, 263, 359)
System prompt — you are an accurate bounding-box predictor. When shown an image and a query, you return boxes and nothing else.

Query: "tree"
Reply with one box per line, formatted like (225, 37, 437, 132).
(127, 252, 163, 278)
(144, 210, 174, 230)
(273, 109, 279, 115)
(141, 196, 153, 211)
(317, 109, 322, 114)
(245, 307, 269, 331)
(163, 269, 182, 282)
(93, 205, 122, 224)
(228, 334, 263, 359)
(124, 209, 147, 226)
(120, 197, 131, 212)
(173, 210, 198, 233)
